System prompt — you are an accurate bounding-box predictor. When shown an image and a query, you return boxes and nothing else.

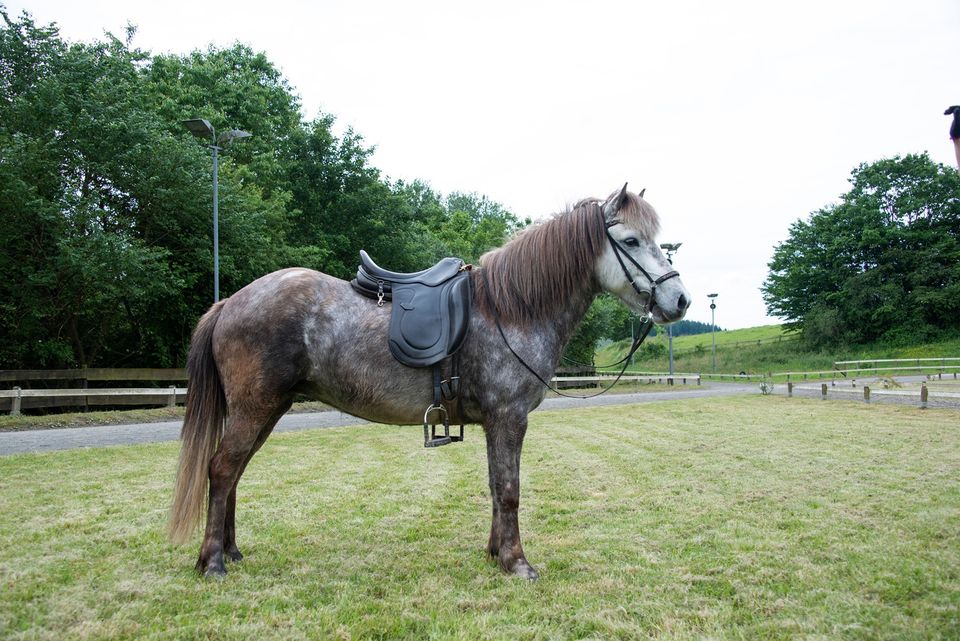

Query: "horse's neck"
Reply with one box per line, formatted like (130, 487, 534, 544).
(507, 274, 599, 358)
(549, 288, 599, 350)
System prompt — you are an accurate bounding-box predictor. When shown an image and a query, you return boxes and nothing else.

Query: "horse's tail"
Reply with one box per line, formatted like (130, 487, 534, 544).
(168, 301, 228, 544)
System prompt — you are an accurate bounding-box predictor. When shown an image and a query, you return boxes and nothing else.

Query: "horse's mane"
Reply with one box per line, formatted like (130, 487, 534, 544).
(476, 190, 660, 325)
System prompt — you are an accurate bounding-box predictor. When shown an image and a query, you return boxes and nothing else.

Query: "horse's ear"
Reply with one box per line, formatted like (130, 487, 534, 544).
(638, 188, 646, 198)
(602, 183, 629, 221)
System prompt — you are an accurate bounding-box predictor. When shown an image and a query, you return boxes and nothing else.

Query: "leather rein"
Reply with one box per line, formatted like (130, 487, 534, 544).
(482, 216, 681, 399)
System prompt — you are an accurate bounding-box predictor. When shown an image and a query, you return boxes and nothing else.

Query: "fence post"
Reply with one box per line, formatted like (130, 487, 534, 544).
(167, 385, 176, 408)
(864, 386, 870, 404)
(920, 383, 928, 410)
(787, 381, 793, 397)
(11, 386, 21, 416)
(820, 383, 827, 400)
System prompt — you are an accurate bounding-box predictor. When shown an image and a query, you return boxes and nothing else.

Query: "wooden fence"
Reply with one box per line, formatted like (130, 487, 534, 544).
(1, 368, 701, 415)
(0, 368, 187, 414)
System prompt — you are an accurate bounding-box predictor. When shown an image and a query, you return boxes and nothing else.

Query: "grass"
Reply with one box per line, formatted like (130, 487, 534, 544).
(0, 401, 333, 433)
(1, 397, 959, 639)
(0, 406, 187, 432)
(599, 324, 960, 377)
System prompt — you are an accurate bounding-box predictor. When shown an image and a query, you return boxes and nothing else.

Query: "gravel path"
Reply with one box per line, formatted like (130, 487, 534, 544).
(0, 383, 757, 456)
(6, 378, 954, 457)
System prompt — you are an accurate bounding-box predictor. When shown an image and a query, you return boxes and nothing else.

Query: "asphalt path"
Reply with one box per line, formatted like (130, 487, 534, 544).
(0, 383, 758, 456)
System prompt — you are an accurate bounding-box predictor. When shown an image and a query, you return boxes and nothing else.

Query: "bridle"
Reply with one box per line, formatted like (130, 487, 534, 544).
(479, 214, 682, 399)
(603, 219, 681, 317)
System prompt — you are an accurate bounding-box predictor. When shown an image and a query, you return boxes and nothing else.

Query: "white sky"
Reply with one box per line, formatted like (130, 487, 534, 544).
(9, 0, 960, 329)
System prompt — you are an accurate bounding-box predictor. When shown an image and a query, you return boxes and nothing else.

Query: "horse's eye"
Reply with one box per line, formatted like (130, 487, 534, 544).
(623, 237, 640, 248)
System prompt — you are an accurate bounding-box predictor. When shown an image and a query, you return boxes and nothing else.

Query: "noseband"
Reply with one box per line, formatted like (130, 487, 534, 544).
(604, 221, 680, 316)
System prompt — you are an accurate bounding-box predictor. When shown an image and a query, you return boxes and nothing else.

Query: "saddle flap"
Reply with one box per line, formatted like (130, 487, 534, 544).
(388, 273, 472, 368)
(395, 288, 441, 350)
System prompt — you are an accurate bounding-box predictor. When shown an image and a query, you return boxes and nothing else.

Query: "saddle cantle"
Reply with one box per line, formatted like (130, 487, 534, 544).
(351, 250, 473, 448)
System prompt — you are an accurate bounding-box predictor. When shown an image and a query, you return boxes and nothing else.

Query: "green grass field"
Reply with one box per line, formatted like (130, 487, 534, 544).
(1, 397, 958, 640)
(599, 325, 960, 377)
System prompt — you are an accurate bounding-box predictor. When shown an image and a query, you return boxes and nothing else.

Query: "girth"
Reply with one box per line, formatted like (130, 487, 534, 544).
(351, 250, 472, 447)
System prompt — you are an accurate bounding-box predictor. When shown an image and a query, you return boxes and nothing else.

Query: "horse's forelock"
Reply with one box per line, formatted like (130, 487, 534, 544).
(599, 190, 661, 239)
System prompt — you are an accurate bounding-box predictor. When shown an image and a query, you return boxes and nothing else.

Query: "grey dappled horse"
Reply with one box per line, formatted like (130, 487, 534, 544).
(168, 185, 690, 579)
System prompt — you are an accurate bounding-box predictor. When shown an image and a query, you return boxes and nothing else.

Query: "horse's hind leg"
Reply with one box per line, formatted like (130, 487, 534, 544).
(484, 412, 538, 580)
(197, 399, 290, 577)
(223, 399, 291, 563)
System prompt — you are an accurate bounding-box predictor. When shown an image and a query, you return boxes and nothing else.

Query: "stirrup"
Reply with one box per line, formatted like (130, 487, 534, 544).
(422, 405, 464, 448)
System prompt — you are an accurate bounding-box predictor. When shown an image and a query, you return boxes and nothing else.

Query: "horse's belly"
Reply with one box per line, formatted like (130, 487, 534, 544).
(298, 372, 436, 426)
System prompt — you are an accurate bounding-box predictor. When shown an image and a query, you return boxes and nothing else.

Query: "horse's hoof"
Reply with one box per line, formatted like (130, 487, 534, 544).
(512, 560, 539, 581)
(203, 563, 227, 579)
(226, 548, 244, 563)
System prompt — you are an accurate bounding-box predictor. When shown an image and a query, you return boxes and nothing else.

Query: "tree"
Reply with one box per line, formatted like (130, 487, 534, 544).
(0, 14, 184, 367)
(563, 295, 633, 365)
(0, 8, 526, 370)
(0, 15, 304, 367)
(762, 154, 960, 346)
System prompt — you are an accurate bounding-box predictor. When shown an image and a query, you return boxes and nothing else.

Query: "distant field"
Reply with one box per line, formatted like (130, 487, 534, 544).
(666, 324, 792, 351)
(599, 324, 960, 377)
(1, 397, 957, 639)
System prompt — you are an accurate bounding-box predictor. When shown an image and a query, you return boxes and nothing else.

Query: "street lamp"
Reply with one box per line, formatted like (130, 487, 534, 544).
(659, 243, 682, 376)
(183, 118, 252, 302)
(708, 293, 719, 372)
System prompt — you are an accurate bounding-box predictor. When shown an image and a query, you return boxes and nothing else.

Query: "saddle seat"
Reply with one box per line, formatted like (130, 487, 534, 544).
(359, 250, 463, 286)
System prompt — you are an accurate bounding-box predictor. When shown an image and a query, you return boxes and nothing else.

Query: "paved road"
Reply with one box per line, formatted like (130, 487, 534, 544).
(0, 383, 758, 456)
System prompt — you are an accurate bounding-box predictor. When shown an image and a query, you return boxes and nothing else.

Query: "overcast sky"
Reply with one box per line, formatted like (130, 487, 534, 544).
(9, 0, 959, 329)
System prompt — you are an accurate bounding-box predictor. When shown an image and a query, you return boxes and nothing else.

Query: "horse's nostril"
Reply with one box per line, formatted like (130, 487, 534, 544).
(678, 294, 688, 310)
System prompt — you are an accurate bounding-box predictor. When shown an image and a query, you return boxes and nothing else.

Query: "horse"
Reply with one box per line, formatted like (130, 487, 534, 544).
(167, 184, 690, 580)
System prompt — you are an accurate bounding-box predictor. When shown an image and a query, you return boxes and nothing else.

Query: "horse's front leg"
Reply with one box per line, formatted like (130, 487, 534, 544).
(483, 413, 538, 580)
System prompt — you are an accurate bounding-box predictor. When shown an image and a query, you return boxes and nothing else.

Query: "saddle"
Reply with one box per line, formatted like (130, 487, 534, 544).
(351, 250, 473, 447)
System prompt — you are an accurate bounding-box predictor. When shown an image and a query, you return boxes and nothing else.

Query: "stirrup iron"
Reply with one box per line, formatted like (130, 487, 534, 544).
(423, 404, 464, 448)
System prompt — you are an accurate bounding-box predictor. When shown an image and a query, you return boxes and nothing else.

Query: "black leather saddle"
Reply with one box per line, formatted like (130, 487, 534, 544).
(351, 250, 473, 447)
(351, 250, 472, 368)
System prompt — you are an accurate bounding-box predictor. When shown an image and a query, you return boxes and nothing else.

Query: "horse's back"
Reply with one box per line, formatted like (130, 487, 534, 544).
(211, 268, 348, 398)
(210, 267, 433, 423)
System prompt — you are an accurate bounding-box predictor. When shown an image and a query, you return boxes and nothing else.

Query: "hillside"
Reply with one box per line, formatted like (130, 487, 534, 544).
(596, 324, 960, 376)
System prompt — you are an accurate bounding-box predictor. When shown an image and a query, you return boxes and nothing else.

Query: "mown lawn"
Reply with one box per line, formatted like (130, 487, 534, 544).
(1, 397, 958, 640)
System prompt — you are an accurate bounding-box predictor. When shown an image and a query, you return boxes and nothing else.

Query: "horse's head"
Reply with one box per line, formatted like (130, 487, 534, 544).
(595, 184, 691, 324)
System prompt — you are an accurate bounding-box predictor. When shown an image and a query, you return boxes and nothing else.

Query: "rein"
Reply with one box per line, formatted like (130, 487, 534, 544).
(480, 269, 654, 398)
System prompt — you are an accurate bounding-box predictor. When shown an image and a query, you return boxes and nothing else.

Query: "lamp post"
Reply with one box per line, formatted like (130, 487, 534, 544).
(708, 293, 718, 372)
(183, 119, 252, 302)
(659, 243, 682, 376)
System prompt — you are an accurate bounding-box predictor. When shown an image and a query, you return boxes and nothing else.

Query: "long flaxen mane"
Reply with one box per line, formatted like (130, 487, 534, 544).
(476, 190, 660, 324)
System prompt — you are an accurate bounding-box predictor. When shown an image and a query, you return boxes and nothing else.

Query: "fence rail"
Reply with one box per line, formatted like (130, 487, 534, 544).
(552, 374, 701, 387)
(0, 368, 186, 382)
(834, 357, 960, 368)
(4, 358, 955, 416)
(1, 386, 187, 415)
(771, 365, 960, 381)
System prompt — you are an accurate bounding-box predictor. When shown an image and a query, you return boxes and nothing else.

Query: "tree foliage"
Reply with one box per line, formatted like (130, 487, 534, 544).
(0, 9, 523, 369)
(762, 154, 960, 347)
